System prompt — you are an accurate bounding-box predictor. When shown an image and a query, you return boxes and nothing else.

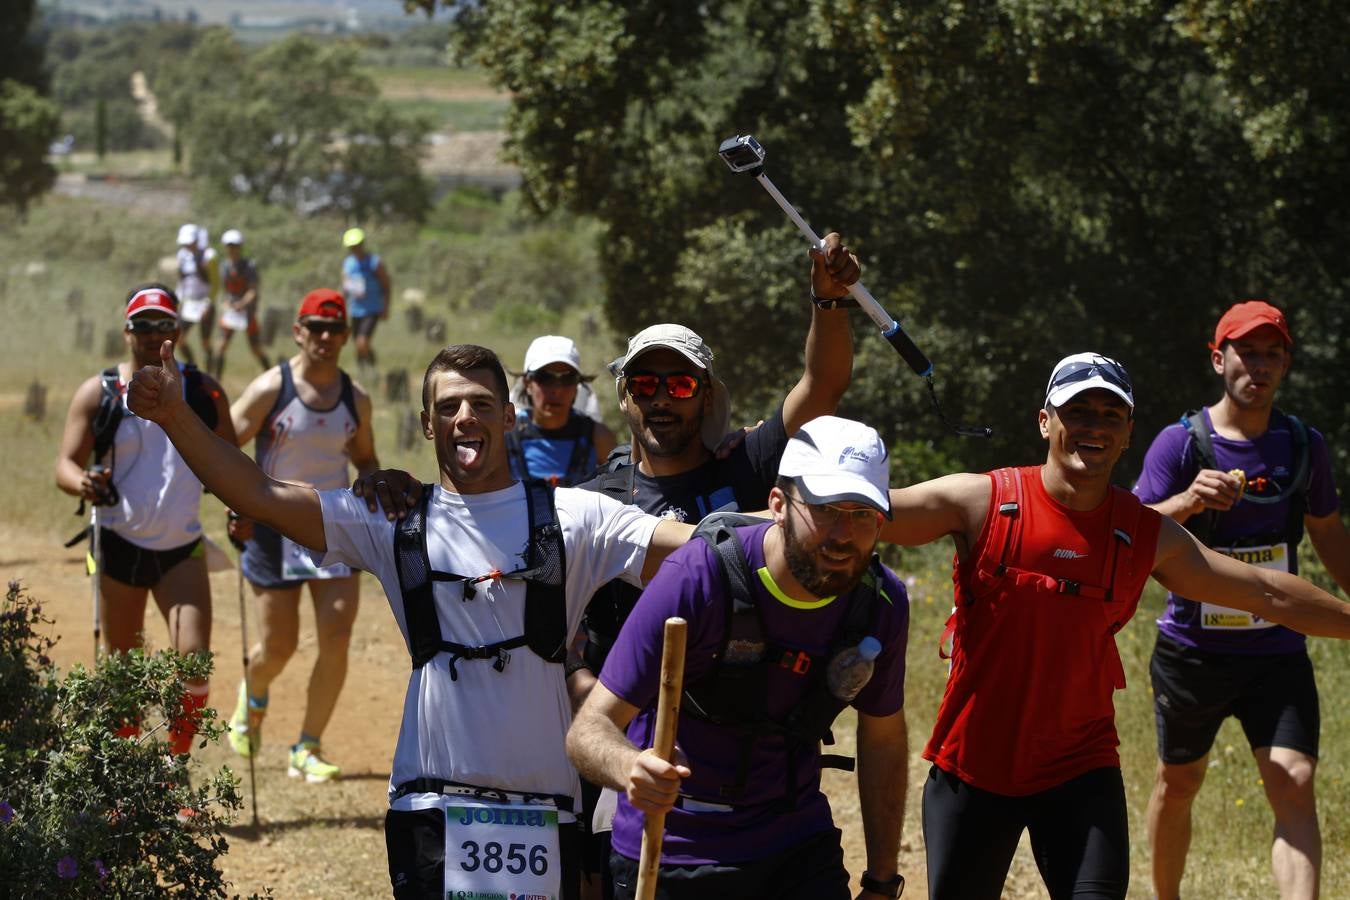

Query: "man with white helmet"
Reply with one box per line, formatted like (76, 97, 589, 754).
(212, 228, 269, 378)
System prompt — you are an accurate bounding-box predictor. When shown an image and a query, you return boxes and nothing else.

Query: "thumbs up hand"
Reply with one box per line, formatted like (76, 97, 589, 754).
(128, 340, 185, 424)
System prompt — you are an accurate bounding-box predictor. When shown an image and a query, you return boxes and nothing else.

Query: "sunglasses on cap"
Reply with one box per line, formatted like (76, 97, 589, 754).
(529, 370, 581, 387)
(300, 319, 349, 336)
(624, 371, 703, 400)
(126, 318, 179, 335)
(1049, 358, 1133, 394)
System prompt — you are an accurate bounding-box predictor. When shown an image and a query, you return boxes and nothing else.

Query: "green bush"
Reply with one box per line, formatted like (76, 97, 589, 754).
(0, 581, 254, 898)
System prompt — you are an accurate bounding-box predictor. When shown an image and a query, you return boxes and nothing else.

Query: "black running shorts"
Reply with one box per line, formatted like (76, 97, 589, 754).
(99, 529, 203, 589)
(1150, 633, 1320, 764)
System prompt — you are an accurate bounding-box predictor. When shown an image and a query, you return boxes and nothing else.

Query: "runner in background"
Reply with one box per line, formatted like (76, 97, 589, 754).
(226, 288, 379, 783)
(340, 227, 391, 373)
(1134, 301, 1350, 900)
(507, 335, 617, 486)
(54, 283, 236, 755)
(174, 223, 213, 367)
(211, 229, 269, 378)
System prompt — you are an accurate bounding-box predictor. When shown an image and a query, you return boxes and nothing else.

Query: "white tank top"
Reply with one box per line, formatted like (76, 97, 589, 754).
(100, 364, 205, 551)
(255, 361, 359, 491)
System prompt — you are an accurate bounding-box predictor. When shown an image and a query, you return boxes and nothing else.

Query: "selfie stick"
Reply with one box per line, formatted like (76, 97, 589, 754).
(717, 134, 992, 438)
(635, 617, 688, 900)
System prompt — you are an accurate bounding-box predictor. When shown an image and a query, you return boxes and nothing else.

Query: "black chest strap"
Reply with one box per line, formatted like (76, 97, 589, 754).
(394, 480, 567, 675)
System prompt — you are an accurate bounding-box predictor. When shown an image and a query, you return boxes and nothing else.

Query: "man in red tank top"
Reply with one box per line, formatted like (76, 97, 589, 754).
(875, 353, 1350, 900)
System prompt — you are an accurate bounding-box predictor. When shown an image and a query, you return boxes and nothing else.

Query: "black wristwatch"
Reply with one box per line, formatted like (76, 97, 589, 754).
(860, 870, 905, 898)
(810, 290, 860, 310)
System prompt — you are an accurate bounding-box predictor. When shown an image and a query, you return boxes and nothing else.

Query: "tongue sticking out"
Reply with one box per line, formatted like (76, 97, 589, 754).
(456, 440, 482, 467)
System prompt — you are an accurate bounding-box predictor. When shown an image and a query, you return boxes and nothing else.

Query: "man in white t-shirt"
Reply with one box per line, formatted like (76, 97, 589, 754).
(128, 340, 694, 900)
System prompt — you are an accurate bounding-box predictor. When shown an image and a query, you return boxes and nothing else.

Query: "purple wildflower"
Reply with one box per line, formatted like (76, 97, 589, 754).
(56, 855, 78, 879)
(0, 801, 13, 824)
(93, 859, 109, 881)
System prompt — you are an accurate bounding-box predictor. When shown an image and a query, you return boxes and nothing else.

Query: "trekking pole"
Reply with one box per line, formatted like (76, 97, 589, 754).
(90, 506, 102, 661)
(718, 134, 993, 438)
(229, 513, 260, 827)
(635, 617, 687, 900)
(88, 464, 108, 661)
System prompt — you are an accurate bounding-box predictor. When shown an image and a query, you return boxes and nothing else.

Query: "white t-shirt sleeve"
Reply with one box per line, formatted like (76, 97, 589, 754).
(556, 488, 659, 602)
(314, 488, 396, 573)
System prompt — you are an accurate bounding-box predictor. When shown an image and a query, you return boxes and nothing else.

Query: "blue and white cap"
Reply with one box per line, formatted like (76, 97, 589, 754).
(779, 416, 891, 519)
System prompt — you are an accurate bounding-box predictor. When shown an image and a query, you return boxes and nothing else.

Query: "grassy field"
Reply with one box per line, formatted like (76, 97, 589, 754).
(2, 184, 1347, 897)
(365, 65, 510, 133)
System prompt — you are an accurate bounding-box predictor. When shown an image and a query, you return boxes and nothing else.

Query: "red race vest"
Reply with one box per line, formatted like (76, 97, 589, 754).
(923, 466, 1161, 796)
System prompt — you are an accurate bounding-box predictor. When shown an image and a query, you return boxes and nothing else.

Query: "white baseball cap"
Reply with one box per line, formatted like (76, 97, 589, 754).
(779, 416, 891, 518)
(1044, 352, 1135, 409)
(177, 223, 198, 245)
(523, 335, 582, 374)
(222, 229, 243, 246)
(609, 323, 731, 452)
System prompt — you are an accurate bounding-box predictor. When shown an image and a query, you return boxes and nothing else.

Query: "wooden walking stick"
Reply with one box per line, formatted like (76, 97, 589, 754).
(634, 617, 688, 900)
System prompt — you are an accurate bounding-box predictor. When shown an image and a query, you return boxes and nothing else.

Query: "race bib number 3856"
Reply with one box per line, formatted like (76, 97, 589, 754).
(442, 798, 560, 900)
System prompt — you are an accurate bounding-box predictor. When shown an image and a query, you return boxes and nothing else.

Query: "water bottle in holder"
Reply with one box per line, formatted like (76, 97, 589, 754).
(826, 636, 882, 702)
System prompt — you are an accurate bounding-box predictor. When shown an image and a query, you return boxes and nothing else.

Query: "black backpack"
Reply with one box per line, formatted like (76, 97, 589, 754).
(1179, 408, 1310, 547)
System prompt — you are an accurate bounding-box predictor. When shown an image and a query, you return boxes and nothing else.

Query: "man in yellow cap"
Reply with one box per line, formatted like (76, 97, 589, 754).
(341, 227, 392, 372)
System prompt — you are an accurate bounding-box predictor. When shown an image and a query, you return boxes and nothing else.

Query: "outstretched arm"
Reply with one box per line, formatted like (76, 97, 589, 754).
(780, 232, 859, 435)
(129, 340, 326, 551)
(1305, 509, 1350, 597)
(856, 708, 908, 899)
(566, 681, 689, 815)
(1151, 516, 1350, 637)
(878, 473, 989, 552)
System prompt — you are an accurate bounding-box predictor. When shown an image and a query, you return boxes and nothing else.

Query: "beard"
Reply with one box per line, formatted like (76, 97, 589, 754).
(782, 512, 871, 599)
(626, 405, 704, 459)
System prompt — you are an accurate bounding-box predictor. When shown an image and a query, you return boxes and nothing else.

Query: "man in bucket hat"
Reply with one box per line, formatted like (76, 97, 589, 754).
(569, 233, 862, 896)
(1133, 301, 1350, 900)
(567, 415, 910, 900)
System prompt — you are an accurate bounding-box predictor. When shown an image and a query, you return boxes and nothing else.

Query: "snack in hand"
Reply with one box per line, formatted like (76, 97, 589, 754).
(1229, 468, 1247, 496)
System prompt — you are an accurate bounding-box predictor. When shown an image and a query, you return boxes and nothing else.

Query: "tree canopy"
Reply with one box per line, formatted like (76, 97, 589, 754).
(0, 0, 59, 213)
(428, 0, 1349, 488)
(156, 31, 432, 221)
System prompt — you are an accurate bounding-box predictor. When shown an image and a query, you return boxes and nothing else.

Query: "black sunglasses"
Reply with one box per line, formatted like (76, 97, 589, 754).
(300, 319, 349, 336)
(1049, 358, 1133, 393)
(529, 370, 581, 387)
(624, 371, 703, 400)
(126, 319, 178, 335)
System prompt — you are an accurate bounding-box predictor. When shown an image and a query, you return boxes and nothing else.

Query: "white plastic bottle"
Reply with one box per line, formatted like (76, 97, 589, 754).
(826, 636, 883, 702)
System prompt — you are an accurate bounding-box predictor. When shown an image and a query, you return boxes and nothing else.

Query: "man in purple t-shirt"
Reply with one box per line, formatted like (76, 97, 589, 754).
(567, 416, 909, 900)
(1133, 300, 1350, 900)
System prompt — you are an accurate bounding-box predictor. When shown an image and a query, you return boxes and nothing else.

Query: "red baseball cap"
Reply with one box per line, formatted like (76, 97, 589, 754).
(125, 287, 179, 319)
(1210, 300, 1292, 349)
(297, 288, 347, 321)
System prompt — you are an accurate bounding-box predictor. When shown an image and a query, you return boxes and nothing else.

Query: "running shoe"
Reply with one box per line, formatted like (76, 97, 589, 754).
(226, 680, 264, 758)
(287, 742, 340, 783)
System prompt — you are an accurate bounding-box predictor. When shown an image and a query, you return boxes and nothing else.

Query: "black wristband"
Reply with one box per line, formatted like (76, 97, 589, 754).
(860, 871, 905, 898)
(564, 659, 592, 678)
(811, 291, 860, 310)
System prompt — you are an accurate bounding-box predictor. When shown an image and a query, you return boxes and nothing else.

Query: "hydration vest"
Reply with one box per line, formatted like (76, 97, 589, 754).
(505, 410, 597, 487)
(941, 466, 1146, 657)
(679, 512, 886, 805)
(392, 479, 568, 678)
(1179, 408, 1310, 548)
